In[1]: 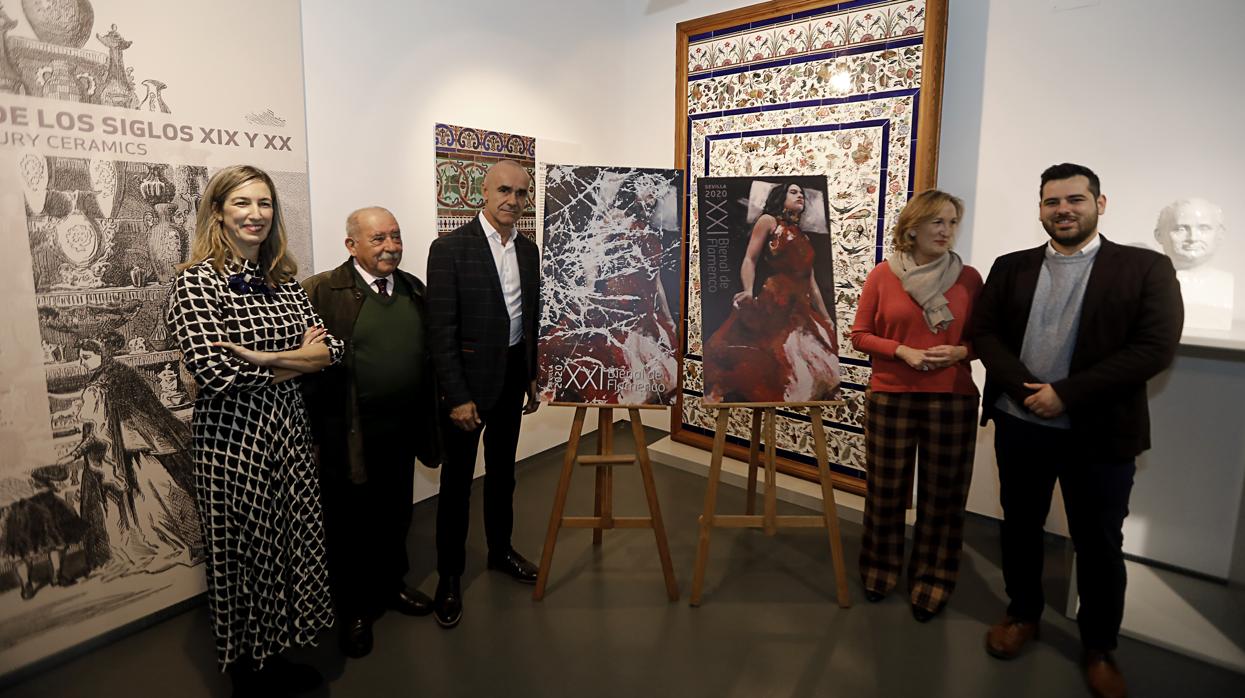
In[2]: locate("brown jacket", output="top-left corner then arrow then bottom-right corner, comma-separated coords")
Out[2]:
301,259 -> 442,483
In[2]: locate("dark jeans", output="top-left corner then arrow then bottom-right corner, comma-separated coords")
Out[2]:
436,343 -> 527,577
994,412 -> 1136,651
320,423 -> 417,619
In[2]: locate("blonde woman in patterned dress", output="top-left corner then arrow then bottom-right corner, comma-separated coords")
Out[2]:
166,165 -> 342,697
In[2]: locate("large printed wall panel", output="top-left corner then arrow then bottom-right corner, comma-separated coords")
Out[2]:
674,0 -> 948,491
0,0 -> 312,676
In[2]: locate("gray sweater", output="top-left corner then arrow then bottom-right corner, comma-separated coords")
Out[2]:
996,238 -> 1101,428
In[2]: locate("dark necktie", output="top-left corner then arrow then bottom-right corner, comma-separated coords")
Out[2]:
375,278 -> 389,298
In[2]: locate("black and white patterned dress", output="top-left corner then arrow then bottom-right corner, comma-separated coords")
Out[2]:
166,259 -> 343,670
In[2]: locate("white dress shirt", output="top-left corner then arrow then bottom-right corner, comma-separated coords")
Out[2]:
352,259 -> 395,297
479,213 -> 524,346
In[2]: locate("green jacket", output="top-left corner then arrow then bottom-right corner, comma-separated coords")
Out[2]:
301,259 -> 442,483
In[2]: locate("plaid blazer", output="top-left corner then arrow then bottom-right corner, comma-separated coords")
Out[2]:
427,216 -> 539,412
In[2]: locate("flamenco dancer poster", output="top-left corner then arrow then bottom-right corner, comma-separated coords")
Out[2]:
698,176 -> 841,403
539,165 -> 683,404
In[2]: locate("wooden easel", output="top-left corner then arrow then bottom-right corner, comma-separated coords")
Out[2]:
689,402 -> 851,608
533,403 -> 679,601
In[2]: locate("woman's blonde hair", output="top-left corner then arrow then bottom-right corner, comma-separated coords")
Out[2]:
890,189 -> 964,253
180,165 -> 298,284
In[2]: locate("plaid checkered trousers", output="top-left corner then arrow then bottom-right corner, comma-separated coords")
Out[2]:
859,390 -> 978,612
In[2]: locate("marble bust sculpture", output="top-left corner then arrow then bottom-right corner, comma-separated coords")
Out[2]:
1154,198 -> 1233,331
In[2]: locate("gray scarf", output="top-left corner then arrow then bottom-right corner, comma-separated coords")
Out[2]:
887,250 -> 963,333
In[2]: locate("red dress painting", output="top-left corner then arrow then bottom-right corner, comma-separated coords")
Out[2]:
703,220 -> 840,403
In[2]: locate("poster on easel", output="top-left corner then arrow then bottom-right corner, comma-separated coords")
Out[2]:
697,175 -> 840,403
538,164 -> 683,405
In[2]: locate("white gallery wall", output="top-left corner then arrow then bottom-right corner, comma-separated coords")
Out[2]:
300,0 -> 1245,580
300,0 -> 635,503
936,0 -> 1245,581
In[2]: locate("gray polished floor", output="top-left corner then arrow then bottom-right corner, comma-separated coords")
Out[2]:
4,423 -> 1243,697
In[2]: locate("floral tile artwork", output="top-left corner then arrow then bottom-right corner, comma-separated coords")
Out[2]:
434,123 -> 537,238
681,0 -> 933,481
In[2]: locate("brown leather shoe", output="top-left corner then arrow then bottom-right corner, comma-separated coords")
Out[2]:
1083,650 -> 1127,698
984,616 -> 1039,659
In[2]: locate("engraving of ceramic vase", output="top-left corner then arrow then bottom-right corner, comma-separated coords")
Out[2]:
95,24 -> 135,108
88,159 -> 122,218
138,163 -> 173,204
176,165 -> 208,217
54,189 -> 113,288
136,79 -> 170,113
0,6 -> 25,94
146,202 -> 186,283
55,190 -> 101,267
129,264 -> 149,288
20,153 -> 49,215
21,0 -> 94,48
141,165 -> 185,283
35,59 -> 92,101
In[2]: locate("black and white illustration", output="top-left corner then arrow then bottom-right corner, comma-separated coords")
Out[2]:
0,2 -> 169,109
538,165 -> 683,405
0,0 -> 312,677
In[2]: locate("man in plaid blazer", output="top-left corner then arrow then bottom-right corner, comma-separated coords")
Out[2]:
426,160 -> 541,629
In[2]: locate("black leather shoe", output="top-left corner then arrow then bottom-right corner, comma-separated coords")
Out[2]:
864,589 -> 885,603
230,662 -> 293,698
339,617 -> 373,659
911,604 -> 941,623
259,654 -> 322,694
390,588 -> 434,617
487,548 -> 538,584
434,576 -> 463,629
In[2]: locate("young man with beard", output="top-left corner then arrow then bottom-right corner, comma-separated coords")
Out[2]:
973,164 -> 1183,698
302,207 -> 441,658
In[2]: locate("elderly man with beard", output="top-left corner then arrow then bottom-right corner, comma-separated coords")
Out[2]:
973,164 -> 1183,698
302,206 -> 440,658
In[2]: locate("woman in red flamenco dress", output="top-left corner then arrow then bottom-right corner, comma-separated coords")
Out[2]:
704,182 -> 840,403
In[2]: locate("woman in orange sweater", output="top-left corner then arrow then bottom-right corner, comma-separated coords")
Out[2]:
850,189 -> 982,622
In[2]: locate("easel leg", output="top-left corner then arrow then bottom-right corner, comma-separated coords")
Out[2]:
809,407 -> 851,608
745,409 -> 762,515
592,409 -> 608,546
601,408 -> 614,531
630,409 -> 679,601
534,406 -> 588,601
690,408 -> 729,606
763,407 -> 778,536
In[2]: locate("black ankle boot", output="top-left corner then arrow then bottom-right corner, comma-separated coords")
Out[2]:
261,654 -> 323,694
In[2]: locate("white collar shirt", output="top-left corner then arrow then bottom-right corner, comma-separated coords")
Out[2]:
352,259 -> 396,297
1046,232 -> 1102,258
479,213 -> 524,346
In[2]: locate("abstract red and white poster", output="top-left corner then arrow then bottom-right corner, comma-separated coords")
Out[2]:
538,165 -> 683,405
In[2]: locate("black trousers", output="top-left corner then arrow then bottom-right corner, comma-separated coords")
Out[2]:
436,343 -> 527,577
993,412 -> 1136,651
320,423 -> 417,620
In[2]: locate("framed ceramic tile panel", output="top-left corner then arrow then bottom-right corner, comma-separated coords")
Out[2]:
434,123 -> 537,238
673,0 -> 949,494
